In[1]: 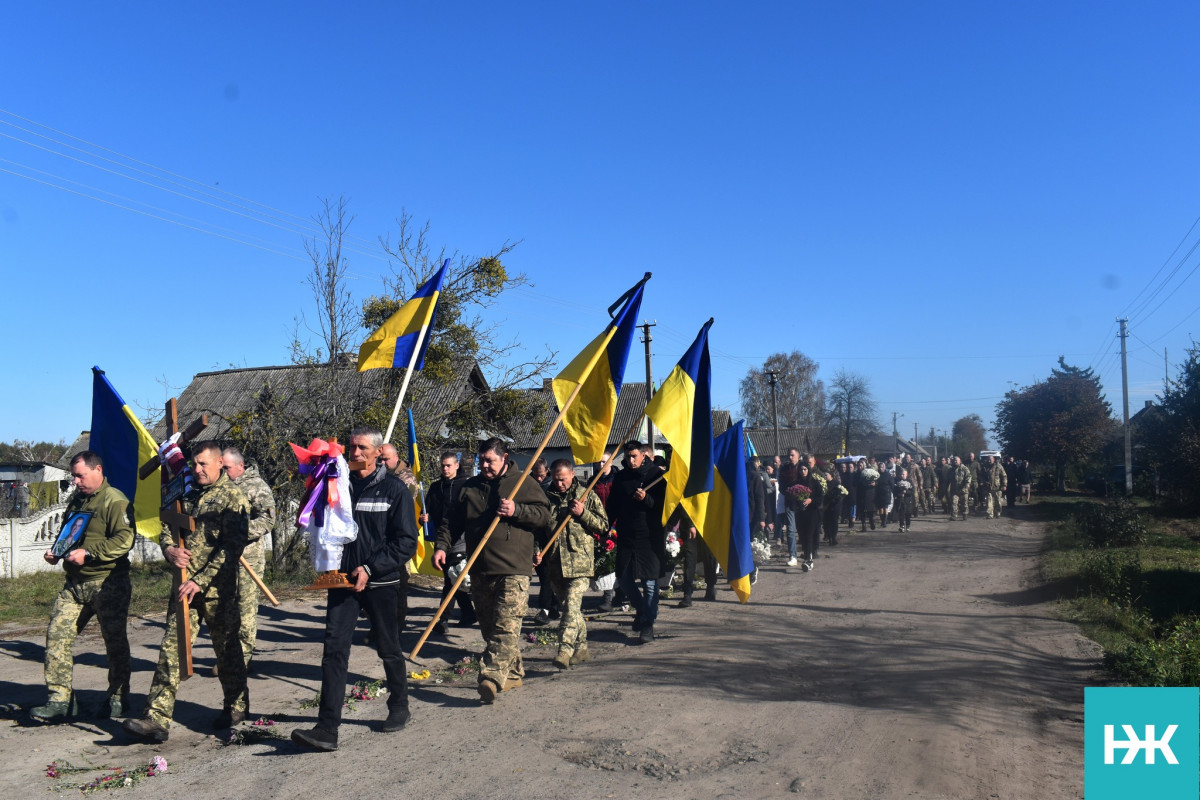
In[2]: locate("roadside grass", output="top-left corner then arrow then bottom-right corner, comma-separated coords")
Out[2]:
1037,493 -> 1200,685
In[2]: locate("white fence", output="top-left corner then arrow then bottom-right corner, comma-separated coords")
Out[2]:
1,504 -> 166,579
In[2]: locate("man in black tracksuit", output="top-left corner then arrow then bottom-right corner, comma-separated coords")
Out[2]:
292,426 -> 419,752
421,451 -> 474,631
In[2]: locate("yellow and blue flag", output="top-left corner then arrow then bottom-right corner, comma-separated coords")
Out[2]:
704,420 -> 754,603
406,408 -> 440,576
357,259 -> 448,372
644,318 -> 714,531
744,426 -> 758,459
89,367 -> 162,541
552,273 -> 650,465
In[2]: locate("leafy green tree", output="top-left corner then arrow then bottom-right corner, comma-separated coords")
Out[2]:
951,414 -> 988,456
993,358 -> 1116,491
738,351 -> 825,428
1140,340 -> 1200,509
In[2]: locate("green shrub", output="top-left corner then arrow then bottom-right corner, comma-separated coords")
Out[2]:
1073,499 -> 1147,548
1108,616 -> 1200,686
1078,549 -> 1142,607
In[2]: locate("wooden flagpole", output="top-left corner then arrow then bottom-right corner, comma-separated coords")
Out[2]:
408,370 -> 603,664
382,322 -> 431,445
536,411 -> 646,560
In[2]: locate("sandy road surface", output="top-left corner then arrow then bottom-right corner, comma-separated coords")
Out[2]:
0,504 -> 1099,799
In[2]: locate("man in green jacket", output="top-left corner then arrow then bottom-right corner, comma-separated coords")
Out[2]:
32,451 -> 135,722
434,438 -> 550,703
543,459 -> 608,670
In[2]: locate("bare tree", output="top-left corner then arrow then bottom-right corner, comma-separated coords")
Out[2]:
300,196 -> 360,364
827,369 -> 880,454
739,351 -> 825,428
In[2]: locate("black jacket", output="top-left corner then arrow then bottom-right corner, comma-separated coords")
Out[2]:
426,474 -> 468,554
609,462 -> 668,580
343,464 -> 419,585
745,465 -> 767,528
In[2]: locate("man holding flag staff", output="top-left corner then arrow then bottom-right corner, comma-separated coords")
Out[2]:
434,438 -> 550,704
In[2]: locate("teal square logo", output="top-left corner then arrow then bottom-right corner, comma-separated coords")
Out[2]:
1085,687 -> 1198,799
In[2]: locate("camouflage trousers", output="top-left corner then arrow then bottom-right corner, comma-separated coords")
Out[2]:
146,576 -> 247,729
44,572 -> 131,704
951,490 -> 971,519
237,543 -> 265,667
987,490 -> 1005,519
549,575 -> 589,656
471,574 -> 529,690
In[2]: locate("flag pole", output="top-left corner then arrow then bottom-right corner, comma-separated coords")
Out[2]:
408,355 -> 611,664
536,411 -> 646,560
382,322 -> 431,444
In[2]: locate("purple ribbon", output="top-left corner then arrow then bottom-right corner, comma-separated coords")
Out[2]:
296,456 -> 340,529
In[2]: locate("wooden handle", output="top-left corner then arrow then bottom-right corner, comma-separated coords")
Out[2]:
239,556 -> 279,606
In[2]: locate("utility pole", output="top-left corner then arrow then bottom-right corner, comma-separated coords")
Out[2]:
1118,318 -> 1132,495
913,422 -> 919,442
641,321 -> 657,453
766,370 -> 780,459
892,411 -> 902,455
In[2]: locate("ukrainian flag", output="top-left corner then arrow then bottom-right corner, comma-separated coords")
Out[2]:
705,421 -> 755,603
357,259 -> 448,372
644,318 -> 714,532
552,273 -> 650,465
406,408 -> 440,576
89,367 -> 162,541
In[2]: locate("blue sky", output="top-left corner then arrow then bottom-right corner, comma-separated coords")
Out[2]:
3,2 -> 1198,451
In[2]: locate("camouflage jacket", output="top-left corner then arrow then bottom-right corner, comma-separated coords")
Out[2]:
231,465 -> 276,546
990,463 -> 1008,491
952,463 -> 972,492
922,464 -> 938,492
965,460 -> 980,489
543,479 -> 607,580
160,472 -> 250,592
62,479 -> 135,583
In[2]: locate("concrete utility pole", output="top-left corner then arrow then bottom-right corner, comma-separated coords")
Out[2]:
1118,318 -> 1132,495
641,321 -> 657,452
766,370 -> 780,459
913,422 -> 919,442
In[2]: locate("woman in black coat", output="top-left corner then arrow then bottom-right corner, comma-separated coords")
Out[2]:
796,463 -> 824,570
875,467 -> 894,529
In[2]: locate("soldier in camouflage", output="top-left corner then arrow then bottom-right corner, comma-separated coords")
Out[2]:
985,455 -> 1007,519
222,447 -> 276,669
950,456 -> 972,521
123,442 -> 250,743
542,460 -> 607,670
921,457 -> 938,514
435,438 -> 550,704
31,451 -> 135,723
965,452 -> 981,513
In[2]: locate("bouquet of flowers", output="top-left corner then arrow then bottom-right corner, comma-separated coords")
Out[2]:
895,479 -> 913,493
665,529 -> 681,558
861,467 -> 880,483
591,528 -> 618,579
750,533 -> 772,565
785,484 -> 812,504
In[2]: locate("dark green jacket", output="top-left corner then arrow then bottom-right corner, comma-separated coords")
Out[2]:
62,479 -> 135,583
437,463 -> 551,578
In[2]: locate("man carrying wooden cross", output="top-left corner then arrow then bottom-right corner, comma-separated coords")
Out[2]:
123,442 -> 251,743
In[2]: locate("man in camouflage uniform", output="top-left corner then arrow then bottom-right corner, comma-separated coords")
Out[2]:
435,438 -> 550,704
124,443 -> 250,742
221,447 -> 276,669
32,451 -> 135,722
950,456 -> 972,522
921,457 -> 938,515
965,452 -> 981,513
985,455 -> 1007,519
542,459 -> 607,670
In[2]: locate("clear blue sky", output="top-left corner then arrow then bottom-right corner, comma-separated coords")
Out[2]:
3,3 -> 1198,450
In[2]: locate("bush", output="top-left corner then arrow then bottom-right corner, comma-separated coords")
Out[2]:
1078,549 -> 1143,607
1073,498 -> 1147,548
1108,616 -> 1200,686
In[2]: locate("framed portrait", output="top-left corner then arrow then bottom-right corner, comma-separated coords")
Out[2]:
52,511 -> 92,558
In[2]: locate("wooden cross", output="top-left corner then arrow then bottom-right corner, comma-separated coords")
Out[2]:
139,397 -> 208,681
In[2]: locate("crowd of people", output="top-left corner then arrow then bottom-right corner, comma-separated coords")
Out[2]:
27,429 -> 1034,752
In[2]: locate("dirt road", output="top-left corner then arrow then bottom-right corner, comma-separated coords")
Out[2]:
0,505 -> 1098,799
